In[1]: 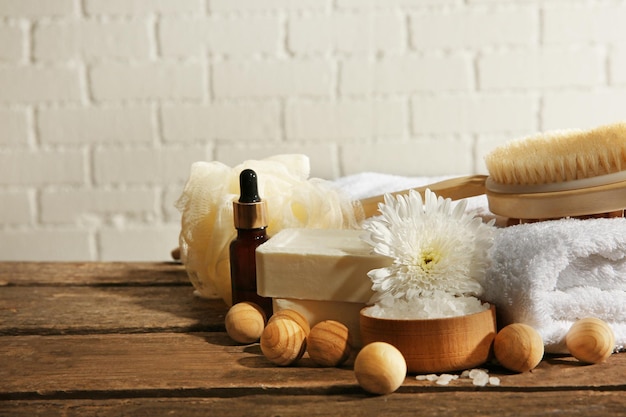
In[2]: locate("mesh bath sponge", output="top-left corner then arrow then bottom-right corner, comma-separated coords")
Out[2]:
175,154 -> 362,303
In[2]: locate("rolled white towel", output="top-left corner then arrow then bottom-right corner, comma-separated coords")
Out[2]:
483,217 -> 626,353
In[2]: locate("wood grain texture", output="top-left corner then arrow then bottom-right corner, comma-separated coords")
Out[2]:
0,262 -> 190,286
0,286 -> 227,335
1,262 -> 626,417
2,332 -> 626,397
2,391 -> 626,417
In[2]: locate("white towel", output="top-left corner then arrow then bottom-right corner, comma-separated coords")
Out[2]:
483,218 -> 626,353
334,172 -> 495,221
334,172 -> 446,200
336,173 -> 626,353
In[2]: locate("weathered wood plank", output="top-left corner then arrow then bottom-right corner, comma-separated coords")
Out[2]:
0,287 -> 228,335
2,261 -> 626,416
0,262 -> 190,286
1,390 -> 626,417
2,332 -> 625,397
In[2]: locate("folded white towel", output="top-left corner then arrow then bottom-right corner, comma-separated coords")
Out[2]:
483,218 -> 626,353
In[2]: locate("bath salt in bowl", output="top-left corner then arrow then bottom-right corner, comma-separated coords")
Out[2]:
359,304 -> 497,374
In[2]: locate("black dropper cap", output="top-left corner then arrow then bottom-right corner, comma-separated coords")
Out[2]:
233,169 -> 267,229
238,169 -> 261,203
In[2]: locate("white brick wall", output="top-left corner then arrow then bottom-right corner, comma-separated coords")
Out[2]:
341,56 -> 473,94
38,107 -> 154,144
160,16 -> 282,57
161,102 -> 281,142
0,0 -> 75,17
34,21 -> 152,62
285,99 -> 406,139
0,109 -> 29,145
410,7 -> 538,49
0,24 -> 24,62
289,13 -> 405,54
478,47 -> 604,90
213,60 -> 333,97
1,0 -> 625,261
0,66 -> 82,102
0,150 -> 86,185
90,62 -> 205,101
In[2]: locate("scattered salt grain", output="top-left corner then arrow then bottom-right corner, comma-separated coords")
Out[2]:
471,371 -> 489,387
416,373 -> 458,385
435,374 -> 458,386
417,369 -> 498,387
366,296 -> 489,320
468,368 -> 488,379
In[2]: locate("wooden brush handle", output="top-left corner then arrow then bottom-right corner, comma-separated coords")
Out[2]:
487,179 -> 626,220
359,175 -> 488,218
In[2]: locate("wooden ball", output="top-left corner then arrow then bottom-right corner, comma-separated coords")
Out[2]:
269,309 -> 310,336
307,320 -> 352,367
494,323 -> 544,373
225,302 -> 266,344
260,317 -> 307,366
566,317 -> 615,364
354,342 -> 406,395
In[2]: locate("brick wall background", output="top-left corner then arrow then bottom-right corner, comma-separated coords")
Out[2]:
1,0 -> 625,261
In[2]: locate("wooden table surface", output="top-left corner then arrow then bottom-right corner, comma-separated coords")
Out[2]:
1,262 -> 626,416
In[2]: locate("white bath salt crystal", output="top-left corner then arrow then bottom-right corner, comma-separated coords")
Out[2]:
468,368 -> 488,379
460,370 -> 471,379
368,296 -> 488,320
489,377 -> 501,386
436,374 -> 457,385
467,369 -> 490,387
472,372 -> 490,387
426,374 -> 440,382
415,375 -> 428,381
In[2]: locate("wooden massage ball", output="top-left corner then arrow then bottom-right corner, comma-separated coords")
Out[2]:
354,342 -> 407,395
494,323 -> 544,372
260,316 -> 307,366
225,302 -> 267,344
269,309 -> 310,336
566,317 -> 615,364
307,320 -> 352,367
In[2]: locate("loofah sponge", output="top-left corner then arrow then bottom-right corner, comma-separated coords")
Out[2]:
175,154 -> 362,304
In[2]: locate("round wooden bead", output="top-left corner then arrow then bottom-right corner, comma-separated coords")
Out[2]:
354,342 -> 406,395
269,309 -> 310,336
307,320 -> 352,367
566,317 -> 615,364
260,317 -> 307,366
494,323 -> 544,373
225,302 -> 266,344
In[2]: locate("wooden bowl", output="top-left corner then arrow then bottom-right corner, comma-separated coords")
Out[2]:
360,305 -> 497,373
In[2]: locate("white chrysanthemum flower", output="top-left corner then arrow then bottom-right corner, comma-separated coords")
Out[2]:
362,189 -> 495,312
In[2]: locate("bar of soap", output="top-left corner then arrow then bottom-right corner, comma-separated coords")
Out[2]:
273,298 -> 365,347
256,228 -> 391,303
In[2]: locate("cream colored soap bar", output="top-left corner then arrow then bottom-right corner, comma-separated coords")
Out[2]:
256,228 -> 391,303
273,298 -> 365,347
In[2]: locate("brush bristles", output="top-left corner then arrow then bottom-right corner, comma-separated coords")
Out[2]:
485,123 -> 626,186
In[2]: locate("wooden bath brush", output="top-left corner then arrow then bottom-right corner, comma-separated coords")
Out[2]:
360,122 -> 626,222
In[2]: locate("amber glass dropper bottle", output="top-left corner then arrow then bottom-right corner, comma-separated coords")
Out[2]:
229,169 -> 273,318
